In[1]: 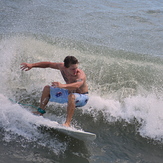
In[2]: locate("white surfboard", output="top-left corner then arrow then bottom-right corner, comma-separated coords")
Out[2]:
40,120 -> 96,141
55,126 -> 96,141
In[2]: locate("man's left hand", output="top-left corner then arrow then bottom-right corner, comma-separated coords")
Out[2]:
51,82 -> 63,88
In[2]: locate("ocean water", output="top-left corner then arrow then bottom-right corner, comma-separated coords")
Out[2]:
0,0 -> 163,162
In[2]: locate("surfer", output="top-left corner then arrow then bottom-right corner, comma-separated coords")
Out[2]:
21,56 -> 89,127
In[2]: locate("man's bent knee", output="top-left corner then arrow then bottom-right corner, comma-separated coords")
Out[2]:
44,85 -> 50,90
43,85 -> 50,95
68,93 -> 75,101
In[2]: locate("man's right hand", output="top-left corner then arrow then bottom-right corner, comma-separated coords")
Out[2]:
20,63 -> 33,71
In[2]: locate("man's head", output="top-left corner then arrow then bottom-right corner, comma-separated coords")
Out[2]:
64,56 -> 79,68
64,56 -> 79,76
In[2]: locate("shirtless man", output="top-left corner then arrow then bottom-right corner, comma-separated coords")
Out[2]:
21,56 -> 89,127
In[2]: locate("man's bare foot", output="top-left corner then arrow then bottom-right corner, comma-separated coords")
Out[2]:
32,111 -> 43,116
62,123 -> 70,127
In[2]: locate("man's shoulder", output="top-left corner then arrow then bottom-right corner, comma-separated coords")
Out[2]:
48,62 -> 63,69
57,62 -> 64,66
77,69 -> 86,77
56,62 -> 64,69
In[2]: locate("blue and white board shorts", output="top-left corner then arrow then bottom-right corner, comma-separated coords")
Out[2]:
49,86 -> 89,107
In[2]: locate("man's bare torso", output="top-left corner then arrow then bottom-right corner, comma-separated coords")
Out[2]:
58,63 -> 88,94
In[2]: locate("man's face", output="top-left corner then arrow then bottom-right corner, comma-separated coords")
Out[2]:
67,64 -> 78,76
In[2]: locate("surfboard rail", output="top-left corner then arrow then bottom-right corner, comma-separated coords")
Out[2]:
55,127 -> 96,141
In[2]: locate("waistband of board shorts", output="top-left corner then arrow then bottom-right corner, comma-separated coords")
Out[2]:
69,92 -> 89,95
82,92 -> 88,94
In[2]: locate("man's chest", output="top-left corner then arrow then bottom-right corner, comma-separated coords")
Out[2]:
61,70 -> 78,83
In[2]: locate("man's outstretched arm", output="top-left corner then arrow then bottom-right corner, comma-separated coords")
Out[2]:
20,62 -> 61,71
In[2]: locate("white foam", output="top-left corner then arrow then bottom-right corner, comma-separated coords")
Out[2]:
123,95 -> 163,140
83,94 -> 163,141
0,94 -> 66,153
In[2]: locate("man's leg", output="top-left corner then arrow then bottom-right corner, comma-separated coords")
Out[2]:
40,85 -> 50,109
34,85 -> 50,115
63,93 -> 76,127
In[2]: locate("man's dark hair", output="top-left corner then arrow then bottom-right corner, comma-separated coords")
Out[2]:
64,56 -> 79,68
